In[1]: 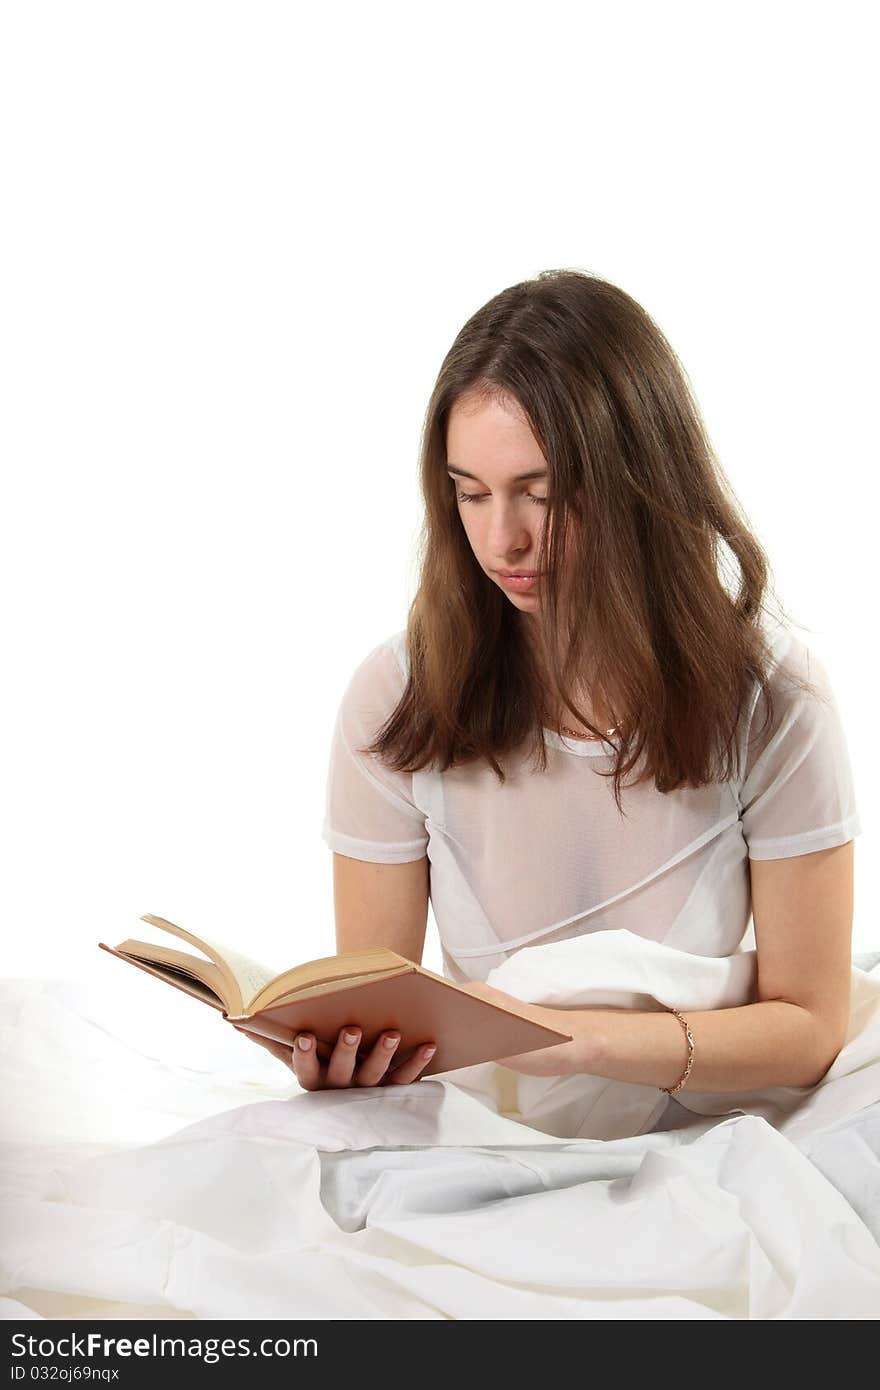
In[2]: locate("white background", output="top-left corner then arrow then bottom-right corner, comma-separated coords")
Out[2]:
1,2 -> 876,1069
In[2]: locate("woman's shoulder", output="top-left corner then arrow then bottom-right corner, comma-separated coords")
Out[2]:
740,615 -> 840,775
337,630 -> 410,724
385,628 -> 410,681
755,614 -> 834,704
349,628 -> 409,682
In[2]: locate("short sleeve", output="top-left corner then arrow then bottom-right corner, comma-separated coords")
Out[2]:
321,635 -> 429,864
739,631 -> 862,860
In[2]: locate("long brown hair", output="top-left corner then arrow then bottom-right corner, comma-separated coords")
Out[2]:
362,268 -> 822,814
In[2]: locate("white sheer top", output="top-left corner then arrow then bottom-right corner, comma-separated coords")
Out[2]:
321,619 -> 862,984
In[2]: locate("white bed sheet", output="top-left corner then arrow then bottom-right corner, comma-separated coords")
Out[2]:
2,939 -> 879,1321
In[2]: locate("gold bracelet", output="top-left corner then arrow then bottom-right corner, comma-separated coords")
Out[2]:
660,1008 -> 695,1094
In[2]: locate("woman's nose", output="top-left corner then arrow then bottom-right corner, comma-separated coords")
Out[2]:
487,502 -> 535,551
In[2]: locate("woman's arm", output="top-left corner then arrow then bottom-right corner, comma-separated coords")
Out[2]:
464,989 -> 840,1087
333,852 -> 430,961
561,998 -> 835,1089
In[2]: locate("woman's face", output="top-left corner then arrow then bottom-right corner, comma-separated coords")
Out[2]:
446,391 -> 552,612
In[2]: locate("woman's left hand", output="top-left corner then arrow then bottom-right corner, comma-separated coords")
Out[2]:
456,980 -> 581,1076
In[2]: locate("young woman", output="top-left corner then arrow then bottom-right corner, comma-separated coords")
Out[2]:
237,270 -> 860,1133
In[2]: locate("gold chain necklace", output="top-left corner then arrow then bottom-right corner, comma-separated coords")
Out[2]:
543,712 -> 623,741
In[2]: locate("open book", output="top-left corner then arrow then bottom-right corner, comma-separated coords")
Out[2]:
98,915 -> 572,1076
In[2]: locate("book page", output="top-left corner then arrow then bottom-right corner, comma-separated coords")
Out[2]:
246,948 -> 413,1013
119,941 -> 228,1003
200,939 -> 280,1011
132,958 -> 225,1007
249,964 -> 412,1014
137,917 -> 410,1013
139,916 -> 280,1009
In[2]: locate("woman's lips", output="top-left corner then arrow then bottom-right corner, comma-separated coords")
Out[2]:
497,573 -> 541,592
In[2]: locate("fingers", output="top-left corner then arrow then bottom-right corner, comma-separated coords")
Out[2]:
324,1026 -> 367,1087
383,1043 -> 437,1085
297,1027 -> 436,1087
289,1032 -> 324,1089
234,1023 -> 338,1085
235,1022 -> 437,1089
351,1030 -> 403,1087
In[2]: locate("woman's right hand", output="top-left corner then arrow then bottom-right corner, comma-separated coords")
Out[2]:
233,1022 -> 437,1090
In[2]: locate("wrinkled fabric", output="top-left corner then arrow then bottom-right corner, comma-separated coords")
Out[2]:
5,612 -> 874,1319
2,951 -> 879,1321
4,616 -> 876,1321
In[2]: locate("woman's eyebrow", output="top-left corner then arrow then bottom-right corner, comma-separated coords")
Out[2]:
446,465 -> 549,483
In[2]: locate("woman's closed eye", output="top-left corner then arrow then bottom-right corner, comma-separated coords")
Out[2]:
457,491 -> 547,507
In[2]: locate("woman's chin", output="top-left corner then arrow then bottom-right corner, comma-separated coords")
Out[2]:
500,587 -> 541,605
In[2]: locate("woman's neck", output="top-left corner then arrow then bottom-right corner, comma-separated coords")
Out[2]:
523,629 -> 617,734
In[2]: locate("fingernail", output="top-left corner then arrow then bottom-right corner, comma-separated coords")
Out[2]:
343,1030 -> 360,1044
383,1035 -> 400,1049
423,1046 -> 436,1059
296,1035 -> 313,1051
